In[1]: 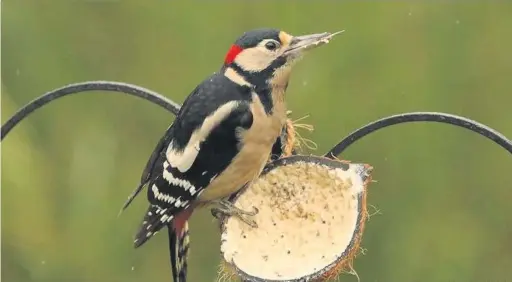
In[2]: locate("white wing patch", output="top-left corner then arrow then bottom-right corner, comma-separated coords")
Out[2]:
162,161 -> 198,195
151,184 -> 189,210
152,184 -> 176,204
166,101 -> 241,173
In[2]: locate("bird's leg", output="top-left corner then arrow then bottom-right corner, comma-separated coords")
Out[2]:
210,199 -> 258,228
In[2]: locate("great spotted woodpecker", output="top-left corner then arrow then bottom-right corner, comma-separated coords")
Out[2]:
120,28 -> 339,281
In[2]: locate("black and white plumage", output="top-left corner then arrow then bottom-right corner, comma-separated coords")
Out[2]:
134,73 -> 256,246
120,28 -> 338,282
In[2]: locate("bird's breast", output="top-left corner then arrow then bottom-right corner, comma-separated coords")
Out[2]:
197,93 -> 286,202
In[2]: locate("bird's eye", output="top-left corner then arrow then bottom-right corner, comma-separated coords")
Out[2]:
265,41 -> 280,51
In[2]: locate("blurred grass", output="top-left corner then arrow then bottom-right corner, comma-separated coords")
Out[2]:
2,1 -> 512,282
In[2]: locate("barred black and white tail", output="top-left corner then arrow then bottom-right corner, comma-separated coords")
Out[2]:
169,221 -> 190,282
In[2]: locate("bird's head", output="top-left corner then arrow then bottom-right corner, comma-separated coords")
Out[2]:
222,28 -> 342,89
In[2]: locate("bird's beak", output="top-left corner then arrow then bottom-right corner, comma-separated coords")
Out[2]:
283,30 -> 344,56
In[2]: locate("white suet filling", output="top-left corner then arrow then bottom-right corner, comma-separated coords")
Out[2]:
220,160 -> 369,281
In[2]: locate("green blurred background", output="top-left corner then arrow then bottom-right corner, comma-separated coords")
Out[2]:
2,1 -> 512,282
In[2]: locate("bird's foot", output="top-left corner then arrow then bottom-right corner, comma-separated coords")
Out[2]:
210,200 -> 258,228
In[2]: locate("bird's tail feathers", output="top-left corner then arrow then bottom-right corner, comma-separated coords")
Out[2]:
169,221 -> 190,282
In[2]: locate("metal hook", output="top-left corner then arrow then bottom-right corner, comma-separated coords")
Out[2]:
325,112 -> 512,158
1,80 -> 181,140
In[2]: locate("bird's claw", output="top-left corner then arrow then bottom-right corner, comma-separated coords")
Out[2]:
240,216 -> 258,228
210,200 -> 259,228
211,207 -> 224,219
237,206 -> 258,216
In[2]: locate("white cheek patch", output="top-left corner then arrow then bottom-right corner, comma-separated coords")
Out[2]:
166,101 -> 241,173
234,48 -> 276,72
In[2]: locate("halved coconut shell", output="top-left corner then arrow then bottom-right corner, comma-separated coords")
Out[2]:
218,155 -> 373,282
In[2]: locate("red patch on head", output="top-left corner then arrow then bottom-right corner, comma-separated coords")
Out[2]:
224,44 -> 243,65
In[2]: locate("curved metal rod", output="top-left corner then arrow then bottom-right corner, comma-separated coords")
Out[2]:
4,82 -> 512,282
0,80 -> 185,281
1,81 -> 181,140
325,112 -> 512,158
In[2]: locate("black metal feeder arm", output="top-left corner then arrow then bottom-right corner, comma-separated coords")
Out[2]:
2,81 -> 511,157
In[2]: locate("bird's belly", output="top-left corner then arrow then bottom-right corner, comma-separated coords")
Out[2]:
197,91 -> 287,202
197,122 -> 283,202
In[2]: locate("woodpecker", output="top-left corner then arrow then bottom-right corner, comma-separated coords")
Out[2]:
120,28 -> 338,281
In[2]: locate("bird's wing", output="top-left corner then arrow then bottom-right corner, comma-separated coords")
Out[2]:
133,97 -> 253,248
119,74 -> 252,214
